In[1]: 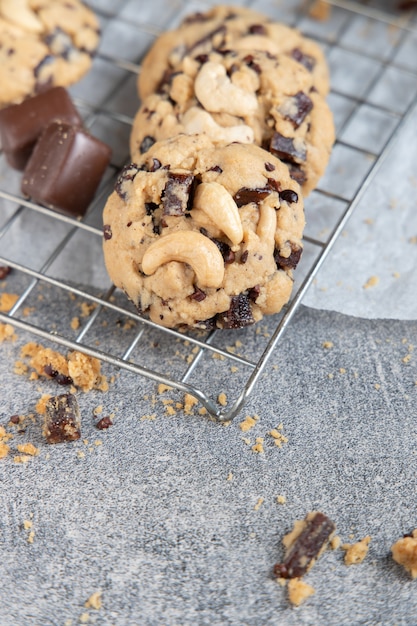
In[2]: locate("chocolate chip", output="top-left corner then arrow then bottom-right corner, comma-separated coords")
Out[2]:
217,293 -> 255,329
281,91 -> 313,129
0,266 -> 11,279
9,415 -> 20,424
55,373 -> 73,386
273,511 -> 336,579
248,23 -> 267,35
149,158 -> 162,172
248,285 -> 261,301
240,250 -> 249,264
195,53 -> 209,64
233,186 -> 270,207
290,48 -> 316,72
43,393 -> 81,444
242,54 -> 262,74
288,164 -> 307,186
190,286 -> 206,302
200,228 -> 234,263
274,244 -> 303,270
269,132 -> 306,164
188,25 -> 227,55
96,416 -> 113,430
265,162 -> 275,172
103,224 -> 112,240
162,173 -> 195,216
115,163 -> 140,200
44,364 -> 59,378
208,165 -> 223,173
279,189 -> 299,204
139,135 -> 155,154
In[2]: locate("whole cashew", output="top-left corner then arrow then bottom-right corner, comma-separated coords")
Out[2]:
182,107 -> 254,145
256,204 -> 276,253
141,231 -> 224,288
1,0 -> 43,32
193,182 -> 243,246
194,62 -> 258,117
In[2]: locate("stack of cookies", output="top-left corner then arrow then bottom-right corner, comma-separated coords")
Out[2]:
103,5 -> 335,331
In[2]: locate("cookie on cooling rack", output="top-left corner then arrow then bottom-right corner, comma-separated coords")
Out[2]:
103,134 -> 305,330
0,0 -> 100,108
131,49 -> 334,196
138,5 -> 330,101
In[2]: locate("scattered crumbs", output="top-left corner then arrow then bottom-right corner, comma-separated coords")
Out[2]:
93,440 -> 102,447
239,414 -> 259,432
93,405 -> 103,416
0,293 -> 19,312
0,426 -> 13,443
80,302 -> 97,317
322,341 -> 333,349
140,413 -> 156,421
83,439 -> 89,446
13,455 -> 31,464
230,366 -> 238,373
277,577 -> 287,588
342,536 -> 371,565
339,368 -> 346,374
35,394 -> 52,415
165,405 -> 176,416
363,275 -> 379,289
23,520 -> 33,530
198,407 -> 208,415
393,271 -> 401,279
71,317 -> 80,331
64,620 -> 73,626
328,373 -> 334,379
218,392 -> 227,406
242,437 -> 251,445
277,495 -> 286,505
0,442 -> 10,459
0,322 -> 16,342
77,451 -> 85,459
272,365 -> 279,371
158,383 -> 172,394
85,591 -> 102,610
391,529 -> 417,578
227,472 -> 233,481
79,613 -> 90,624
254,497 -> 264,511
184,393 -> 198,414
212,353 -> 226,360
403,353 -> 412,364
330,535 -> 341,550
287,578 -> 315,606
252,438 -> 264,454
17,443 -> 39,456
269,428 -> 288,448
363,218 -> 374,225
374,383 -> 381,390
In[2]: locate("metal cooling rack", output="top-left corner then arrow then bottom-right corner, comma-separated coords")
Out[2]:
1,0 -> 417,422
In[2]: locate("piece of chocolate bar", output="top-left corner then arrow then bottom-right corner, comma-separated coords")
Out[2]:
22,122 -> 112,217
43,393 -> 81,444
0,87 -> 83,170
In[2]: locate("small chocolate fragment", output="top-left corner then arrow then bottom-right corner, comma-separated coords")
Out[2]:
274,244 -> 303,270
115,163 -> 139,200
103,224 -> 112,240
162,173 -> 195,216
21,122 -> 112,217
43,393 -> 81,444
190,286 -> 206,302
288,164 -> 307,186
0,266 -> 11,280
290,48 -> 316,73
280,92 -> 313,129
233,186 -> 271,207
265,162 -> 275,172
279,189 -> 299,204
270,132 -> 306,164
96,416 -> 113,430
217,293 -> 255,329
273,511 -> 336,579
248,23 -> 267,35
139,135 -> 155,154
0,87 -> 82,170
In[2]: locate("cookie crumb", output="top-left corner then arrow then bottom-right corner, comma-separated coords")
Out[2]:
0,293 -> 19,312
239,415 -> 258,432
391,529 -> 417,578
254,497 -> 264,511
308,0 -> 331,20
0,322 -> 16,342
277,495 -> 286,505
287,578 -> 315,606
17,443 -> 39,456
70,317 -> 80,330
330,535 -> 341,550
227,472 -> 233,481
184,393 -> 198,414
85,591 -> 102,610
218,392 -> 227,406
322,341 -> 333,349
0,442 -> 10,459
342,535 -> 371,565
363,276 -> 379,289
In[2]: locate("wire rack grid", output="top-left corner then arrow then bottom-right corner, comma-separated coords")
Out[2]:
1,0 -> 417,422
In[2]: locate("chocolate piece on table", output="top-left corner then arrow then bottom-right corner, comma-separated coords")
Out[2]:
22,122 -> 112,217
0,87 -> 82,170
43,393 -> 81,444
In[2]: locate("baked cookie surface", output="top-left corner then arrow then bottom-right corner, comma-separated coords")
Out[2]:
0,0 -> 100,108
138,5 -> 330,101
103,134 -> 305,330
131,49 -> 334,196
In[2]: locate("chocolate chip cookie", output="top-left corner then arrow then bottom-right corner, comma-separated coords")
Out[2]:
131,49 -> 334,196
138,5 -> 330,101
0,0 -> 100,108
103,134 -> 305,330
